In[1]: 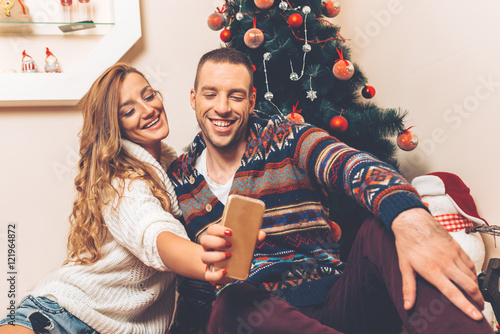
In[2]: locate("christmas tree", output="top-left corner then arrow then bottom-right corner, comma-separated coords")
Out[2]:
207,0 -> 418,258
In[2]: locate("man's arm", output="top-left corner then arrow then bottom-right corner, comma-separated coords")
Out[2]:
392,207 -> 484,320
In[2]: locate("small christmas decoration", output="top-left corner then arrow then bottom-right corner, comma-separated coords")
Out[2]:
411,172 -> 497,328
329,115 -> 348,132
286,101 -> 305,123
361,85 -> 376,99
333,47 -> 354,81
44,47 -> 61,73
220,28 -> 232,42
254,0 -> 274,9
21,50 -> 38,73
333,59 -> 354,80
60,0 -> 72,5
244,16 -> 264,49
287,13 -> 303,27
397,127 -> 418,151
278,0 -> 288,10
207,12 -> 225,31
2,0 -> 14,16
323,0 -> 341,18
306,76 -> 317,101
244,28 -> 264,48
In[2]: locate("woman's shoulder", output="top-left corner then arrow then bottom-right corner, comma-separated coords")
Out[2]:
161,143 -> 178,170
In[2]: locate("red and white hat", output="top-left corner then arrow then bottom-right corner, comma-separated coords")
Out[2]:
411,172 -> 488,226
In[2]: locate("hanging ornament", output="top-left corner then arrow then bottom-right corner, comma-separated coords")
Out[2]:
279,0 -> 288,10
289,9 -> 310,82
244,16 -> 264,49
323,0 -> 341,18
220,28 -> 232,42
263,52 -> 273,101
302,6 -> 311,15
329,115 -> 348,132
208,12 -> 225,31
254,0 -> 274,9
361,85 -> 376,99
288,13 -> 303,27
244,29 -> 264,48
44,47 -> 61,73
397,127 -> 419,151
333,47 -> 354,80
236,0 -> 244,21
286,101 -> 305,123
306,76 -> 317,101
21,50 -> 38,73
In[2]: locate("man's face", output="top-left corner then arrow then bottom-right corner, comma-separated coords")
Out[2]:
190,61 -> 256,154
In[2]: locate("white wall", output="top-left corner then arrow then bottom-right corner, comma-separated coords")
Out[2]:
1,0 -> 499,312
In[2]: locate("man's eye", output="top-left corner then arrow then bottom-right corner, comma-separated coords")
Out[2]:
204,94 -> 216,99
231,95 -> 244,101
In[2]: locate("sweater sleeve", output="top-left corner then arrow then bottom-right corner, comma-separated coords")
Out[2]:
103,178 -> 189,271
296,128 -> 428,229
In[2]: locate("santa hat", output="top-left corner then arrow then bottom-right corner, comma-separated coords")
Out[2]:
411,172 -> 488,226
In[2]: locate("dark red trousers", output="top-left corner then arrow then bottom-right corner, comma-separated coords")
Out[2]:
206,217 -> 494,334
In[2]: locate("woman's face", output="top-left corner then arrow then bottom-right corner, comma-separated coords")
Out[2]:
118,73 -> 169,154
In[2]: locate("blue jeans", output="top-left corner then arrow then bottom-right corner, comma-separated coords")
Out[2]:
0,295 -> 99,334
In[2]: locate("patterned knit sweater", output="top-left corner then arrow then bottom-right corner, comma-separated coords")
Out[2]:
168,113 -> 426,308
31,139 -> 189,334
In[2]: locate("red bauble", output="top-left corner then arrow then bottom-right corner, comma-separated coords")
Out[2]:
333,60 -> 354,80
324,0 -> 341,18
244,28 -> 265,48
220,29 -> 232,42
207,12 -> 225,31
397,130 -> 419,151
329,115 -> 348,132
286,112 -> 305,123
254,0 -> 274,9
288,13 -> 304,27
361,85 -> 376,99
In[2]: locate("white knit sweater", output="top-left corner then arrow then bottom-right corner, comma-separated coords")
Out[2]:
32,139 -> 188,334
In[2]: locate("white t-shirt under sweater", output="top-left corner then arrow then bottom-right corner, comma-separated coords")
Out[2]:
194,148 -> 234,205
31,139 -> 189,334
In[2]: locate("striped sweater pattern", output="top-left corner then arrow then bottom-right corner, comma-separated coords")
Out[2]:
168,113 -> 426,307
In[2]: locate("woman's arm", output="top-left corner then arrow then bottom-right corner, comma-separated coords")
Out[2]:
156,231 -> 229,282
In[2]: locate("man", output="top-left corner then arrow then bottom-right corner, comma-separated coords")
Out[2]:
168,47 -> 492,333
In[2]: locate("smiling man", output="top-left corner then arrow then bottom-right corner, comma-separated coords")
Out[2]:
167,48 -> 493,334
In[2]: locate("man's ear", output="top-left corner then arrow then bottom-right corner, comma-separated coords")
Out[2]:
249,89 -> 256,110
190,88 -> 196,110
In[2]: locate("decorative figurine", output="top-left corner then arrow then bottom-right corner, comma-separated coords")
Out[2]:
44,47 -> 61,73
21,50 -> 38,73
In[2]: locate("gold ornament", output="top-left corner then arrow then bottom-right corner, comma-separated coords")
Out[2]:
1,0 -> 14,16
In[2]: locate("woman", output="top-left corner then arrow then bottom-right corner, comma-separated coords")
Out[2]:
0,63 -> 228,334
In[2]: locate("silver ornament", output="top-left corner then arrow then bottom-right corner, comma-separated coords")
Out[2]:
321,0 -> 327,4
263,52 -> 272,61
264,91 -> 274,101
236,12 -> 244,21
302,6 -> 311,15
279,1 -> 288,10
302,44 -> 311,53
306,89 -> 317,101
290,72 -> 299,81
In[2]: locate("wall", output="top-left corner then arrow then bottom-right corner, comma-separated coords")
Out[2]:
1,0 -> 499,312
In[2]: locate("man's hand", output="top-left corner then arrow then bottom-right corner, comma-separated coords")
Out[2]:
392,207 -> 484,320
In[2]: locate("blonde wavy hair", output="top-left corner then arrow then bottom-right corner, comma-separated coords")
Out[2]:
67,63 -> 172,265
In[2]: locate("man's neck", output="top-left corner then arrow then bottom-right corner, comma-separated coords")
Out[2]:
205,140 -> 247,185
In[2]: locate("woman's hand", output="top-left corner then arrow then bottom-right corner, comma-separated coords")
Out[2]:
199,224 -> 266,284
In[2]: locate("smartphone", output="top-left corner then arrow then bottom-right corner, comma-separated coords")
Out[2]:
213,194 -> 265,280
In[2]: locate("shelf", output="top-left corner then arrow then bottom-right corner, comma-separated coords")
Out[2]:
0,0 -> 142,107
0,21 -> 114,35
